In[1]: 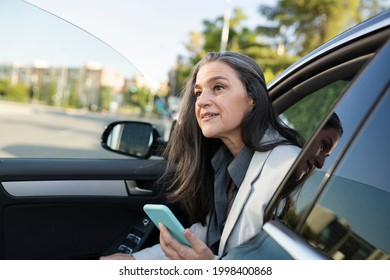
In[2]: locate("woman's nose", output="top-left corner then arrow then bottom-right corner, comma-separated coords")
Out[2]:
315,153 -> 326,169
196,90 -> 211,107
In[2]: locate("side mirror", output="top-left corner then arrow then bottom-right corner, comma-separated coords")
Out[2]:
101,121 -> 166,158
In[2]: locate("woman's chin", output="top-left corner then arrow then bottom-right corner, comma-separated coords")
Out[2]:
201,129 -> 217,138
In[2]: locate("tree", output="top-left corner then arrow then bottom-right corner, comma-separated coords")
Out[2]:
9,83 -> 29,102
259,0 -> 388,56
122,85 -> 152,117
0,78 -> 29,102
169,7 -> 297,94
99,86 -> 111,111
47,76 -> 57,106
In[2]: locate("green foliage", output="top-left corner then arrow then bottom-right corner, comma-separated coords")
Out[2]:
246,47 -> 299,83
0,78 -> 29,102
282,81 -> 349,141
259,0 -> 388,56
168,55 -> 193,97
68,80 -> 82,109
47,77 -> 57,106
99,86 -> 112,111
172,7 -> 290,94
170,0 -> 388,96
123,85 -> 152,116
8,83 -> 29,102
0,78 -> 9,97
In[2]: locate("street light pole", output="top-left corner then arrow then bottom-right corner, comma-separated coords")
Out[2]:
220,0 -> 232,52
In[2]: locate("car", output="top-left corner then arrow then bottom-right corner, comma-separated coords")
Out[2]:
0,1 -> 389,260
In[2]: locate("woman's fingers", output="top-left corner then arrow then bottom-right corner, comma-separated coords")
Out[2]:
159,223 -> 184,259
160,224 -> 214,260
183,229 -> 214,259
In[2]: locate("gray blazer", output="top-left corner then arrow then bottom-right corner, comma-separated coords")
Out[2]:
218,144 -> 300,256
133,144 -> 301,259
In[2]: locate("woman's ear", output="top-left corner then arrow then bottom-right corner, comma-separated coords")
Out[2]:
247,93 -> 255,109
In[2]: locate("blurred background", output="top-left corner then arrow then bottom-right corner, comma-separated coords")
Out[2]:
0,0 -> 388,157
2,0 -> 389,116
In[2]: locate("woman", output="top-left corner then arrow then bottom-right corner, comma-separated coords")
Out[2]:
101,51 -> 303,260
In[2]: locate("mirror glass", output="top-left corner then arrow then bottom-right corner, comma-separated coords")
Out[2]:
105,122 -> 153,158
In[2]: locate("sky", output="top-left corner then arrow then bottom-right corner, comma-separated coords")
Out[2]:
20,0 -> 275,87
3,0 -> 389,89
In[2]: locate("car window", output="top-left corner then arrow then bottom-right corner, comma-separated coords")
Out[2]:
281,80 -> 349,141
276,88 -> 390,260
0,1 -> 170,159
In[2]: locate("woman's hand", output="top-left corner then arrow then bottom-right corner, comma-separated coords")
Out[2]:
159,223 -> 215,260
100,253 -> 135,260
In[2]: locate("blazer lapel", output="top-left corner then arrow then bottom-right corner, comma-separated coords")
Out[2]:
218,150 -> 271,256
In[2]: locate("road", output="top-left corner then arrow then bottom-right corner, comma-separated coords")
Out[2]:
0,101 -> 170,158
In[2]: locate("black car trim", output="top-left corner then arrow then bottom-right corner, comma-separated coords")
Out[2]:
0,158 -> 167,181
270,28 -> 390,102
273,54 -> 372,113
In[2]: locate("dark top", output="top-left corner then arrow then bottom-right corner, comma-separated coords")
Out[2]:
207,144 -> 254,254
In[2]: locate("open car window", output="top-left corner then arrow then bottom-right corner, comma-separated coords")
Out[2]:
0,0 -> 170,159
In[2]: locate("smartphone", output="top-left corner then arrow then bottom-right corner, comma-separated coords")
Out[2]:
143,204 -> 191,247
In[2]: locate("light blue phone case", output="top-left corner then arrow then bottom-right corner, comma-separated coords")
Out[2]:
143,204 -> 191,247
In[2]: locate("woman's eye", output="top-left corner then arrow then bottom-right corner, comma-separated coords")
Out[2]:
214,85 -> 223,91
321,142 -> 330,153
195,91 -> 202,98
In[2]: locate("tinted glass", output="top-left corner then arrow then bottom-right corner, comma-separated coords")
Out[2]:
300,91 -> 390,260
271,80 -> 349,223
282,80 -> 349,141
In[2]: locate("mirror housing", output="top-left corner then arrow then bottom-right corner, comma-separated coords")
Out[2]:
101,121 -> 166,158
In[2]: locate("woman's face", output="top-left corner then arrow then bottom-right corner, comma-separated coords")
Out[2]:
194,61 -> 253,154
293,127 -> 341,181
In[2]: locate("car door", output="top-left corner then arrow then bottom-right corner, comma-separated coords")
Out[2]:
224,14 -> 390,260
261,42 -> 390,260
0,1 -> 179,260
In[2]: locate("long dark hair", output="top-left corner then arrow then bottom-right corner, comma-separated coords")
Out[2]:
162,52 -> 303,225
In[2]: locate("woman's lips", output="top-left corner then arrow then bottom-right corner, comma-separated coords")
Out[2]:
201,112 -> 218,121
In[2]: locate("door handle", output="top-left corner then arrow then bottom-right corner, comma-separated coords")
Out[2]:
125,180 -> 153,195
